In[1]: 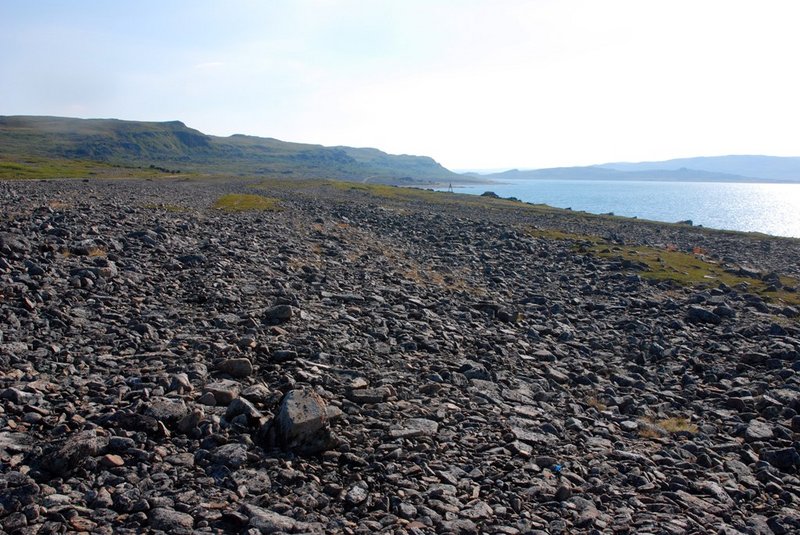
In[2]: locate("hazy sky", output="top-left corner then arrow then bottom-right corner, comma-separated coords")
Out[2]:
2,1 -> 799,170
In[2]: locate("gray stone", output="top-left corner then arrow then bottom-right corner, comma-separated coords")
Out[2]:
243,503 -> 313,533
274,389 -> 333,454
210,443 -> 249,468
389,418 -> 439,439
149,507 -> 194,533
745,419 -> 774,442
39,430 -> 108,476
264,305 -> 294,322
219,357 -> 253,378
143,397 -> 189,425
225,396 -> 263,423
204,379 -> 241,405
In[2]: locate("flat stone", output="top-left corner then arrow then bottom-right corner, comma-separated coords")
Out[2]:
99,454 -> 124,468
745,419 -> 774,442
389,418 -> 439,439
243,503 -> 314,533
219,358 -> 253,378
149,507 -> 194,533
143,397 -> 189,425
210,443 -> 249,468
347,386 -> 390,404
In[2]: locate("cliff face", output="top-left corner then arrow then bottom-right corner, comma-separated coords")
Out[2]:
0,115 -> 460,183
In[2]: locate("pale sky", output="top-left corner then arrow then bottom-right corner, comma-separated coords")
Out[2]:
2,0 -> 799,170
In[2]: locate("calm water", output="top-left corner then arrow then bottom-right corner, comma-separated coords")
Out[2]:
447,179 -> 800,238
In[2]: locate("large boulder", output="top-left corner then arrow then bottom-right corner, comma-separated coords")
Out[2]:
273,389 -> 335,454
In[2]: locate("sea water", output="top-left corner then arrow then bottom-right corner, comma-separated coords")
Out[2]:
445,179 -> 800,238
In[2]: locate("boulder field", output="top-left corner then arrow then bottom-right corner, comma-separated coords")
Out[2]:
1,178 -> 799,534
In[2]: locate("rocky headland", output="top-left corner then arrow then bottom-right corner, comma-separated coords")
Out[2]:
1,177 -> 799,534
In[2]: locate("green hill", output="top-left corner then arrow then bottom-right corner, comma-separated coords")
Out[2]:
0,115 -> 461,184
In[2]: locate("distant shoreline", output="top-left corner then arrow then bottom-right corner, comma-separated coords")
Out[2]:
449,176 -> 800,186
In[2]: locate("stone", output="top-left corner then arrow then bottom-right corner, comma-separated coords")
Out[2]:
143,398 -> 189,426
149,507 -> 194,532
219,357 -> 253,378
225,397 -> 263,423
99,454 -> 124,468
273,389 -> 334,454
264,305 -> 294,322
243,503 -> 313,533
204,379 -> 241,405
687,306 -> 721,325
38,430 -> 108,476
745,420 -> 774,442
761,448 -> 800,472
210,443 -> 249,468
389,418 -> 439,439
346,483 -> 369,506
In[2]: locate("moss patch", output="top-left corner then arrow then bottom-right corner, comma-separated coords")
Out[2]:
0,157 -> 181,180
591,244 -> 799,306
143,203 -> 188,213
213,194 -> 281,212
527,226 -> 799,307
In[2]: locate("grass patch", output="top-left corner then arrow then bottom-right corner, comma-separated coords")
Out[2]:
143,203 -> 188,212
591,244 -> 800,306
528,225 -> 799,308
47,200 -> 70,210
87,247 -> 107,257
213,194 -> 281,212
585,395 -> 607,411
638,417 -> 698,439
657,417 -> 699,434
256,178 -> 559,213
0,157 -> 176,180
639,417 -> 700,438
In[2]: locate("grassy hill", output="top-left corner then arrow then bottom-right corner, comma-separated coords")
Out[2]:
0,115 -> 461,184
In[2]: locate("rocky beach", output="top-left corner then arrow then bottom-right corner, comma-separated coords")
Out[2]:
1,177 -> 799,534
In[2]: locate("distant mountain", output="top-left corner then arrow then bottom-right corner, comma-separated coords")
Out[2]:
600,155 -> 800,182
473,155 -> 800,183
0,115 -> 462,184
481,165 -> 755,182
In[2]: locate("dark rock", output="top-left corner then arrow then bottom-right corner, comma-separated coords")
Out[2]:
149,507 -> 194,533
761,448 -> 800,472
264,305 -> 295,322
218,357 -> 254,378
687,306 -> 721,324
273,389 -> 334,454
38,430 -> 108,477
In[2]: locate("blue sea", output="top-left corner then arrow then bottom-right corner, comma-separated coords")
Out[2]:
445,179 -> 800,238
